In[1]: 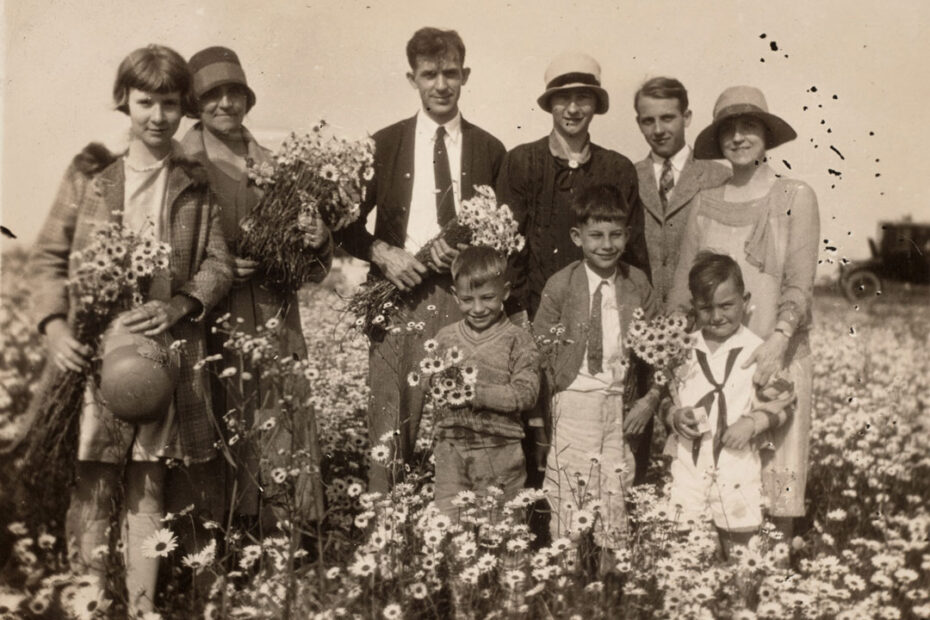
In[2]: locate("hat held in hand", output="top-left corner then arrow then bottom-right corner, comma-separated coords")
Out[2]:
98,322 -> 179,425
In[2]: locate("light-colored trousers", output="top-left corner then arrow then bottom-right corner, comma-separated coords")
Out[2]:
544,389 -> 636,547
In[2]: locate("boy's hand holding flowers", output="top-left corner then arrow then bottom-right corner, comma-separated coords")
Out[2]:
45,318 -> 93,373
624,389 -> 661,436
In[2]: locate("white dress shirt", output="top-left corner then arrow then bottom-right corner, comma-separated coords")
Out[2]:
405,110 -> 463,253
568,262 -> 624,393
650,144 -> 692,194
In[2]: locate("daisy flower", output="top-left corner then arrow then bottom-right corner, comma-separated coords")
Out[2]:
349,553 -> 377,577
239,544 -> 262,569
140,528 -> 178,559
382,603 -> 402,620
423,339 -> 439,353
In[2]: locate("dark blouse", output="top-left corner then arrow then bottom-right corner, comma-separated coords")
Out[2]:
496,136 -> 650,317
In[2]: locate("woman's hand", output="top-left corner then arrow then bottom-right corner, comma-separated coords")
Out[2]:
303,213 -> 329,250
120,297 -> 197,336
743,331 -> 789,386
45,318 -> 92,372
232,256 -> 259,286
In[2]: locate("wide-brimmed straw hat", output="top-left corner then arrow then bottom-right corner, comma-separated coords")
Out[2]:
188,46 -> 256,111
537,52 -> 609,114
693,86 -> 796,160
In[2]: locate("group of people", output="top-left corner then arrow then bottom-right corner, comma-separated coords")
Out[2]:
340,28 -> 817,558
27,24 -> 818,613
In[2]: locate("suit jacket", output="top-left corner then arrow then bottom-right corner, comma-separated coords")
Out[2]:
636,153 -> 730,308
532,260 -> 658,393
30,142 -> 232,461
337,114 -> 506,273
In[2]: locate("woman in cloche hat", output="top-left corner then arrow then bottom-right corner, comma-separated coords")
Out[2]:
668,86 -> 820,540
28,44 -> 232,614
179,46 -> 332,533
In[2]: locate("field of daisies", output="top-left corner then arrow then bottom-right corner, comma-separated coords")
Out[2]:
1,247 -> 929,619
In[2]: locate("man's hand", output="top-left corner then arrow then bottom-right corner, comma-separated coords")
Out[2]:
743,331 -> 789,386
624,393 -> 658,436
528,426 -> 548,472
232,256 -> 259,286
45,318 -> 92,372
670,407 -> 702,440
427,238 -> 468,273
371,240 -> 428,291
721,416 -> 756,450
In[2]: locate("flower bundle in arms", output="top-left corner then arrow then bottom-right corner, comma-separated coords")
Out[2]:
238,121 -> 374,293
19,223 -> 170,525
407,340 -> 477,409
349,185 -> 524,335
627,309 -> 692,389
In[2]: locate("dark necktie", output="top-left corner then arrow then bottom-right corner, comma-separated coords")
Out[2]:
659,158 -> 675,215
691,347 -> 742,466
434,125 -> 455,226
587,281 -> 608,374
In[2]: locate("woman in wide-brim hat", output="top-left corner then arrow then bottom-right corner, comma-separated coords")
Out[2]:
179,46 -> 332,532
668,86 -> 820,536
29,44 -> 231,613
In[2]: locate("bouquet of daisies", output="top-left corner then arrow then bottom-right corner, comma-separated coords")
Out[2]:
626,309 -> 693,389
238,121 -> 375,293
20,223 -> 171,519
406,340 -> 477,409
349,185 -> 524,334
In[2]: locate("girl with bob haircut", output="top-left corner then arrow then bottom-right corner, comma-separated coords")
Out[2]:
30,44 -> 231,613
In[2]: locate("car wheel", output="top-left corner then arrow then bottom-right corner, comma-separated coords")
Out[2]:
842,269 -> 882,302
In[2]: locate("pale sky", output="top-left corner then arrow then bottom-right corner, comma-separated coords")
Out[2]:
3,0 -> 929,272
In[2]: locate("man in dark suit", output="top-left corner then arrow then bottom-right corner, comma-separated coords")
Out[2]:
339,27 -> 506,492
631,77 -> 730,484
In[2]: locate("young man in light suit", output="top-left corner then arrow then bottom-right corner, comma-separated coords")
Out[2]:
631,77 -> 730,484
338,27 -> 506,493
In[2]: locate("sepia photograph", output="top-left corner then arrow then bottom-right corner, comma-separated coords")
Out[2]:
1,0 -> 928,617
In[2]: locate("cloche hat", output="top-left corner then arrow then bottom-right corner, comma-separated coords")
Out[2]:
537,52 -> 609,114
693,85 -> 796,159
188,46 -> 256,111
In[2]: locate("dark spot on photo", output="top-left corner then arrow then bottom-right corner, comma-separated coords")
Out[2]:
770,41 -> 778,51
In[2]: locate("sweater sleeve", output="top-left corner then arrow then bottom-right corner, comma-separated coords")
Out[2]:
775,183 -> 820,336
472,331 -> 540,414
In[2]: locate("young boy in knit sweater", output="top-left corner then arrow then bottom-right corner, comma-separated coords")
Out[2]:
432,246 -> 542,519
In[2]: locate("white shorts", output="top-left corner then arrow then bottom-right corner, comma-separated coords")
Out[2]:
665,435 -> 763,532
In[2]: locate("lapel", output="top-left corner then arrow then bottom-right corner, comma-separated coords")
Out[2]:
95,158 -> 126,226
665,155 -> 704,218
460,116 -> 474,201
636,157 -> 663,223
615,264 -> 635,345
165,147 -> 195,223
394,115 -> 418,233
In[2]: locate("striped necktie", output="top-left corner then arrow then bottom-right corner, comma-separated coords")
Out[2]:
587,280 -> 608,374
659,158 -> 674,215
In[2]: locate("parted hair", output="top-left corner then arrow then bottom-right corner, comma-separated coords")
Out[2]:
451,246 -> 507,291
634,76 -> 690,115
688,251 -> 746,300
406,27 -> 466,69
571,183 -> 632,227
113,45 -> 196,116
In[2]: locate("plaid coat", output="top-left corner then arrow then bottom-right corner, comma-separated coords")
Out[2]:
30,142 -> 233,462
